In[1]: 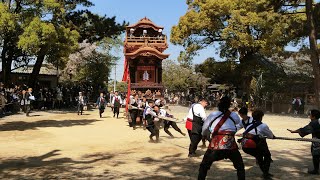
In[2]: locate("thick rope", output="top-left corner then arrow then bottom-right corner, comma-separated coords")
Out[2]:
128,105 -> 143,110
0,102 -> 14,106
157,116 -> 184,123
129,105 -> 183,123
272,136 -> 320,143
235,134 -> 320,143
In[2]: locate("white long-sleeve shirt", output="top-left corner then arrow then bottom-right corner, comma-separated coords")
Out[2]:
155,99 -> 161,106
159,109 -> 167,117
145,106 -> 157,117
186,103 -> 206,121
111,95 -> 122,105
245,122 -> 274,139
292,98 -> 302,105
202,111 -> 240,135
129,95 -> 135,105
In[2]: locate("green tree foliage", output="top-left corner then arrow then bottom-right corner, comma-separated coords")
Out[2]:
0,1 -> 24,86
195,58 -> 239,85
172,0 -> 305,60
0,3 -> 16,34
77,51 -> 113,86
77,37 -> 121,86
171,0 -> 306,94
66,10 -> 127,43
18,17 -> 58,54
16,0 -> 81,88
0,0 -> 126,88
61,36 -> 122,95
162,60 -> 208,92
276,0 -> 320,107
108,81 -> 128,93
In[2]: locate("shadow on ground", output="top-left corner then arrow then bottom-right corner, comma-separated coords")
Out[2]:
0,150 -> 117,179
125,148 -> 317,180
0,146 -> 318,179
0,119 -> 101,131
41,108 -> 95,114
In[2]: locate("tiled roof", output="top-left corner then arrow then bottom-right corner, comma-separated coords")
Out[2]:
11,64 -> 58,75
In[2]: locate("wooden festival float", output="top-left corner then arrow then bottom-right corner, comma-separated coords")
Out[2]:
122,17 -> 169,104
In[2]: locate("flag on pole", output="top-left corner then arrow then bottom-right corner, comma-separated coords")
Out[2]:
125,75 -> 131,113
122,57 -> 129,82
122,57 -> 131,113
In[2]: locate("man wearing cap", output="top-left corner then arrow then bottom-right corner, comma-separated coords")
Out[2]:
185,98 -> 208,157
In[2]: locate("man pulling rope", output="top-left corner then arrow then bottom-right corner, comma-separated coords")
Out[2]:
287,109 -> 320,175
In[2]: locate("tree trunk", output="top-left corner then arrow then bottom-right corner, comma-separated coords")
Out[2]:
306,0 -> 320,108
1,39 -> 13,87
1,60 -> 12,87
0,1 -> 23,87
239,51 -> 255,99
1,49 -> 8,86
28,48 -> 46,88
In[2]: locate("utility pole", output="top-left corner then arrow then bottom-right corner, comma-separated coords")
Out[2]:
56,59 -> 59,87
113,64 -> 116,92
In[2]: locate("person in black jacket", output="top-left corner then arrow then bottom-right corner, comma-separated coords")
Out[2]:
144,100 -> 159,143
239,110 -> 275,179
96,93 -> 106,118
288,109 -> 320,175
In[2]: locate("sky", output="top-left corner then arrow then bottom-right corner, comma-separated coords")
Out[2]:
90,0 -> 318,81
88,0 -> 219,81
3,0 -> 319,79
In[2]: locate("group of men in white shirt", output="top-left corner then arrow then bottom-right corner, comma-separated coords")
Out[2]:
134,96 -> 186,143
186,97 -> 275,180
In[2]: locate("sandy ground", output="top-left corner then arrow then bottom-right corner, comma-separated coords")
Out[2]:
0,106 -> 319,180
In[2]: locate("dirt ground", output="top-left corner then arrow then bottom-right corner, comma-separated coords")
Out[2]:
0,106 -> 319,180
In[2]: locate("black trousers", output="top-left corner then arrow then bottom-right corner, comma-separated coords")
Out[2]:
113,106 -> 120,117
38,101 -> 44,110
312,155 -> 320,171
242,140 -> 272,175
56,100 -> 62,109
188,130 -> 203,155
99,108 -> 104,117
130,110 -> 138,127
198,149 -> 245,180
164,121 -> 184,137
77,104 -> 83,115
25,104 -> 31,116
147,125 -> 159,141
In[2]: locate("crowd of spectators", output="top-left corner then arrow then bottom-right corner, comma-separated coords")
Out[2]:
0,82 -> 258,117
0,82 -> 97,117
164,90 -> 240,108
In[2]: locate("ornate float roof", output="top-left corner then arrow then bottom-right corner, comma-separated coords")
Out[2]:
127,17 -> 164,31
125,46 -> 169,60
